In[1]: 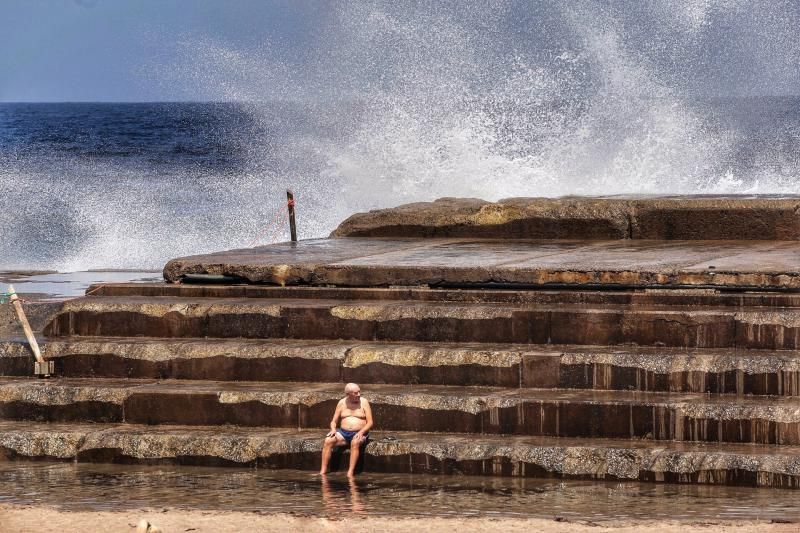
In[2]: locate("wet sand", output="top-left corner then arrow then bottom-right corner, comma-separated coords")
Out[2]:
1,505 -> 796,533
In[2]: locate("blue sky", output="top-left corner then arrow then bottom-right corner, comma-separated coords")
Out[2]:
2,1 -> 800,102
0,0 -> 324,101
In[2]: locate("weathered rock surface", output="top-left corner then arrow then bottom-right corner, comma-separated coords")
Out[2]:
332,196 -> 800,240
6,339 -> 800,395
162,237 -> 427,286
629,197 -> 800,240
162,238 -> 800,289
163,197 -> 800,288
82,283 -> 800,308
0,301 -> 62,339
3,378 -> 800,444
41,295 -> 800,349
332,197 -> 633,239
3,421 -> 800,487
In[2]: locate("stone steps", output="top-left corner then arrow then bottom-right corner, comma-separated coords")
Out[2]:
85,283 -> 800,309
4,338 -> 800,395
8,199 -> 800,489
2,378 -> 800,444
1,420 -> 799,487
42,296 -> 800,349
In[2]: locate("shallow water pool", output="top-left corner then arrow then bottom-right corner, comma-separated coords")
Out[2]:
0,462 -> 798,522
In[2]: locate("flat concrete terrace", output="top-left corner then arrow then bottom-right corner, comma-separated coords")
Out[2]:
164,197 -> 800,289
163,239 -> 800,290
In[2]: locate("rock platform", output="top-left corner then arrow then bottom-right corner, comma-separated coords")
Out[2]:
163,197 -> 800,289
5,196 -> 800,487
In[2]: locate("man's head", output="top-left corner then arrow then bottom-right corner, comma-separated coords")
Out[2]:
344,383 -> 361,399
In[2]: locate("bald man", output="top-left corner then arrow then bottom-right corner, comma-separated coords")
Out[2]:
319,383 -> 374,477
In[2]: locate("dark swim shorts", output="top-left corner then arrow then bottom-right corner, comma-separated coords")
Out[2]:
337,428 -> 370,445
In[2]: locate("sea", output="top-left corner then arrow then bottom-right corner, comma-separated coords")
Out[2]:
1,98 -> 800,272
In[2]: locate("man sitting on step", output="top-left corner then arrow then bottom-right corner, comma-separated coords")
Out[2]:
319,383 -> 374,477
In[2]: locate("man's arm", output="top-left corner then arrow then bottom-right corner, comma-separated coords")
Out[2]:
354,400 -> 373,443
326,400 -> 344,437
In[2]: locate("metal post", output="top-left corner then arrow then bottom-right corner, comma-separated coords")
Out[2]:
7,285 -> 52,377
287,190 -> 297,242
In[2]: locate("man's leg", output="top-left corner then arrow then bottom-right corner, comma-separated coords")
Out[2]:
320,434 -> 344,474
347,439 -> 361,477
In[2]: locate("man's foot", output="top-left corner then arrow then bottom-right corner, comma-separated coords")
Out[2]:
316,471 -> 328,476
346,471 -> 355,478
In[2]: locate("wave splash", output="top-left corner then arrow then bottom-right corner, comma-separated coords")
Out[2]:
2,1 -> 800,270
179,1 -> 800,204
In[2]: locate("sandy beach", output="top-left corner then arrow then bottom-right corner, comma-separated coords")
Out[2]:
1,504 -> 797,533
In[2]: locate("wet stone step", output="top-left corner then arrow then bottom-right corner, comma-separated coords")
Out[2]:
42,297 -> 800,349
1,338 -> 352,383
5,339 -> 800,396
1,338 -> 522,387
3,378 -> 800,444
86,282 -> 800,310
1,421 -> 800,488
550,345 -> 800,396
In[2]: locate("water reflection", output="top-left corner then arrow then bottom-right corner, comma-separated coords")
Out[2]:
0,462 -> 799,522
321,476 -> 365,516
0,271 -> 161,300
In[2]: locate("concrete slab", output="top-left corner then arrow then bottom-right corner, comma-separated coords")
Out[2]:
163,238 -> 800,289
